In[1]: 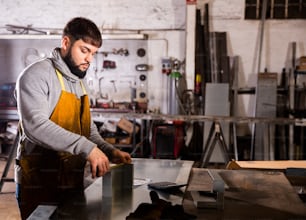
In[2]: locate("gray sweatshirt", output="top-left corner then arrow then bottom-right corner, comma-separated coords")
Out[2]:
15,48 -> 115,183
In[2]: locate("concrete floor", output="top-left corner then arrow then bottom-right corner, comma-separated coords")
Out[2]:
0,156 -> 21,220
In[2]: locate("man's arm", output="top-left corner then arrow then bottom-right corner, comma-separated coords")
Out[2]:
16,61 -> 96,157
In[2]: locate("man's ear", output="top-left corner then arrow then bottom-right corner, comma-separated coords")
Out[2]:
61,36 -> 70,52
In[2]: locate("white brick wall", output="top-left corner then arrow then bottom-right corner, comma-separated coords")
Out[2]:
0,0 -> 305,116
0,0 -> 187,114
0,0 -> 186,31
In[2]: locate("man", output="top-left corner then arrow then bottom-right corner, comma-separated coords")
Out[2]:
15,17 -> 131,219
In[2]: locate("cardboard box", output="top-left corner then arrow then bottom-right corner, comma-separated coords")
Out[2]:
299,56 -> 306,70
104,137 -> 116,144
117,117 -> 139,134
118,135 -> 132,145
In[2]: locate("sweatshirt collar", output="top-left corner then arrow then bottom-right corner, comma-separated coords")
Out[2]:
50,48 -> 80,82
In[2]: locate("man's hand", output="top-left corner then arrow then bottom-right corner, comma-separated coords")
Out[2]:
111,149 -> 132,164
87,146 -> 110,178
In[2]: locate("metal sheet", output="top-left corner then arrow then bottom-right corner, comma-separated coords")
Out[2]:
203,83 -> 230,163
253,73 -> 277,160
83,158 -> 194,220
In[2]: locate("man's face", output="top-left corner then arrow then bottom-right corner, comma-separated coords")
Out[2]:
61,36 -> 99,77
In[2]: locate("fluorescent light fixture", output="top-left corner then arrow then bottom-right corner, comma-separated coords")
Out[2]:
102,33 -> 147,40
0,33 -> 148,40
0,34 -> 61,40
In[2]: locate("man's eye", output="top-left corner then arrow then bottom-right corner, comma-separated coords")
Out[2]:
81,49 -> 88,53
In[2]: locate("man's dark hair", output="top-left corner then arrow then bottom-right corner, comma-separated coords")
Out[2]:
63,17 -> 102,48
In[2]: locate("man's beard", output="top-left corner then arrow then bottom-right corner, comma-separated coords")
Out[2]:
63,50 -> 88,79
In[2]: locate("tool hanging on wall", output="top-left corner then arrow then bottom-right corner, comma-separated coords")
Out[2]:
161,57 -> 173,75
5,24 -> 50,35
135,64 -> 149,71
136,48 -> 146,57
99,48 -> 129,57
110,80 -> 117,92
103,60 -> 116,69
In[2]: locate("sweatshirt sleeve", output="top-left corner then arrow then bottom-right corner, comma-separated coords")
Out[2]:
16,62 -> 101,158
88,120 -> 115,159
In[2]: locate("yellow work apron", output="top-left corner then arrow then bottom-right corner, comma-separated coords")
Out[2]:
19,69 -> 91,219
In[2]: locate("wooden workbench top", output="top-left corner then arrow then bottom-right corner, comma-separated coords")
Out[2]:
227,160 -> 306,170
184,168 -> 306,219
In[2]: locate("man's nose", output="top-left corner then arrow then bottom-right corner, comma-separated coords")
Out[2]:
86,53 -> 94,63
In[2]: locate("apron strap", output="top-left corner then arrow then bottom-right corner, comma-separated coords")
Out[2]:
55,69 -> 66,91
80,81 -> 87,95
55,69 -> 87,95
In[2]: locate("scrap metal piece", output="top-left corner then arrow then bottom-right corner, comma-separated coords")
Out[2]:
27,205 -> 57,220
190,169 -> 225,209
102,163 -> 134,198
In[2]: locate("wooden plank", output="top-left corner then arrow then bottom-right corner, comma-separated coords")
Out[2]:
227,160 -> 306,170
0,193 -> 21,220
0,158 -> 20,219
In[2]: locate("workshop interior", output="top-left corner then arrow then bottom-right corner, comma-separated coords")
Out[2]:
0,0 -> 306,219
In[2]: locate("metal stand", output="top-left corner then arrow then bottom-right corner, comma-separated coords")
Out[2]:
0,131 -> 18,192
200,122 -> 230,168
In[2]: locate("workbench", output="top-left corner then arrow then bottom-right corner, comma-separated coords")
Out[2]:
84,158 -> 194,220
28,158 -> 306,220
184,168 -> 306,219
30,158 -> 193,220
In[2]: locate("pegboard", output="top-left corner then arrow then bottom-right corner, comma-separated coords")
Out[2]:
86,39 -> 148,104
0,38 -> 148,106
